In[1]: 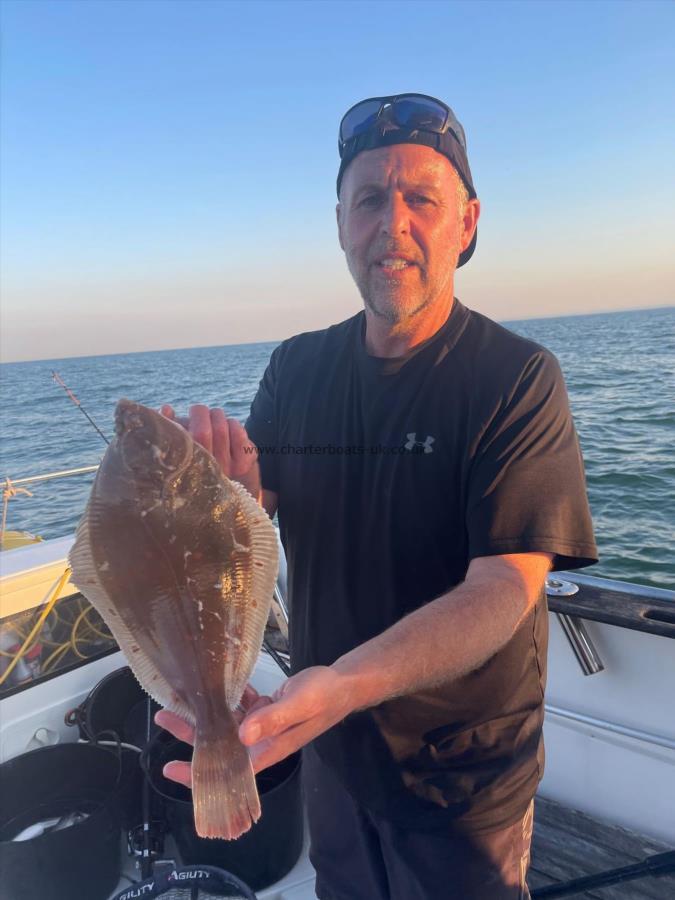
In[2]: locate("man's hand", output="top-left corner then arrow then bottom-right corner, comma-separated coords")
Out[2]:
159,403 -> 264,506
155,668 -> 356,786
238,667 -> 355,771
155,683 -> 275,788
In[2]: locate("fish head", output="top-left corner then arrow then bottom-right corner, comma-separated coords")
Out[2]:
114,399 -> 193,486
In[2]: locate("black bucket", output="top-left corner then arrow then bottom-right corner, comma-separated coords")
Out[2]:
146,733 -> 303,891
66,666 -> 162,829
0,742 -> 122,900
68,665 -> 161,747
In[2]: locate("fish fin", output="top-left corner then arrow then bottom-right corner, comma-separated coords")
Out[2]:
224,480 -> 279,710
192,713 -> 260,840
68,505 -> 196,728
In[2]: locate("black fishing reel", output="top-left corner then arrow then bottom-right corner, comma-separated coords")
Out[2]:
126,819 -> 168,859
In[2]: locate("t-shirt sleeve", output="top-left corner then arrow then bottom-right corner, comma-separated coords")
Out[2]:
466,349 -> 598,571
245,345 -> 282,494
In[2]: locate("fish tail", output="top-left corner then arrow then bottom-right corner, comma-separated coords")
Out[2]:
192,716 -> 261,840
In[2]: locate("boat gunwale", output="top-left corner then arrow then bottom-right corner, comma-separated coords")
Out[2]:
550,571 -> 675,640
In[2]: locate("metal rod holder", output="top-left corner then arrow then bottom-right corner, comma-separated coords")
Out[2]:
556,614 -> 605,676
546,577 -> 604,676
271,583 -> 289,640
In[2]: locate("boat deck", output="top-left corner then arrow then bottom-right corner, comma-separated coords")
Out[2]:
111,796 -> 675,900
529,798 -> 675,898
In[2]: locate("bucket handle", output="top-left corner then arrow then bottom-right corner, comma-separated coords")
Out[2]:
64,703 -> 86,731
139,726 -> 165,780
88,729 -> 125,789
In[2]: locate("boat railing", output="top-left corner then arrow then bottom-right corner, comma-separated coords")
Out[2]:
1,466 -> 100,547
3,465 -> 100,488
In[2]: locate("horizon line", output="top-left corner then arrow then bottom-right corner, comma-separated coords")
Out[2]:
2,302 -> 673,366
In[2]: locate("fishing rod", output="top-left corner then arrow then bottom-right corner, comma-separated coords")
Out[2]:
530,848 -> 675,897
52,372 -> 110,445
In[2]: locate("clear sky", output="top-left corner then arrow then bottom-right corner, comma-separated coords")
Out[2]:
1,0 -> 673,362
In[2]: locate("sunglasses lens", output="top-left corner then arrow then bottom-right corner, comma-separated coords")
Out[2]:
393,97 -> 447,132
340,100 -> 384,143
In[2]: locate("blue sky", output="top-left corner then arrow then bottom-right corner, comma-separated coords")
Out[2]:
2,0 -> 673,361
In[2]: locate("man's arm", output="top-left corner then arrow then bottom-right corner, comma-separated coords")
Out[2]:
236,551 -> 553,772
157,551 -> 552,785
332,551 -> 552,708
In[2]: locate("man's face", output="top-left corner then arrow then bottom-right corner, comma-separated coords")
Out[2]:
337,144 -> 478,325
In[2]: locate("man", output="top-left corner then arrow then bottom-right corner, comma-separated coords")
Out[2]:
157,93 -> 598,899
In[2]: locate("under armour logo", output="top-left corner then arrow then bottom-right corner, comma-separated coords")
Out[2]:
404,433 -> 435,454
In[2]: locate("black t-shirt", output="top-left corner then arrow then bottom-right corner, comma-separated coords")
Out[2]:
246,298 -> 597,833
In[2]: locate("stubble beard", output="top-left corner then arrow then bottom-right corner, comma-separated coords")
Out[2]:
350,261 -> 432,326
351,258 -> 458,329
364,289 -> 431,325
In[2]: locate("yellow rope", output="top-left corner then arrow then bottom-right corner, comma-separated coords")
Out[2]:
70,605 -> 92,658
79,606 -> 112,641
40,642 -> 71,674
0,607 -> 63,655
69,602 -> 112,657
0,567 -> 72,687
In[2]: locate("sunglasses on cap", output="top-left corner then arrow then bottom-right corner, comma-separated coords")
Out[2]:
338,93 -> 467,157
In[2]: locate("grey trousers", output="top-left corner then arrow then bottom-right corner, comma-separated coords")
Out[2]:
303,744 -> 534,900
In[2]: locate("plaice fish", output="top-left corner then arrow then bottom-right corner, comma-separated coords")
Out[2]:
68,399 -> 278,840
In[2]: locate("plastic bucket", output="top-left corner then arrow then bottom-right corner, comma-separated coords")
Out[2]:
146,733 -> 303,891
66,665 -> 161,829
0,742 -> 122,900
68,665 -> 161,747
